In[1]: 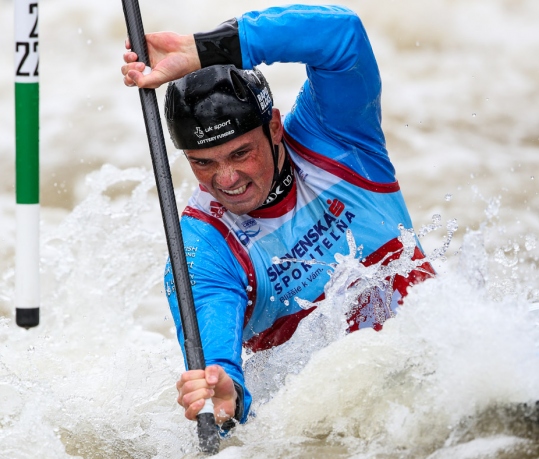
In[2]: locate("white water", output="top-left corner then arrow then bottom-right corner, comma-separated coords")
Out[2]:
1,0 -> 539,458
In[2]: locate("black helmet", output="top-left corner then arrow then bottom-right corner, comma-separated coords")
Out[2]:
165,64 -> 273,150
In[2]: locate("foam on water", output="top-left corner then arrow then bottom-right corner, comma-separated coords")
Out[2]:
1,163 -> 537,458
0,166 -> 197,458
232,218 -> 539,458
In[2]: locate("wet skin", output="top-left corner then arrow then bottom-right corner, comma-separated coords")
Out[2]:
184,109 -> 284,216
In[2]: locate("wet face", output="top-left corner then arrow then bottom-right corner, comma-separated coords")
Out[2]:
184,109 -> 283,215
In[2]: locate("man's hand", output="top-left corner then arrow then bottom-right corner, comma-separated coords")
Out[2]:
176,365 -> 237,424
121,32 -> 201,88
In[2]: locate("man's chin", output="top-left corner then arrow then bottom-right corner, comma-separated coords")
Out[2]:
224,202 -> 257,216
219,195 -> 266,215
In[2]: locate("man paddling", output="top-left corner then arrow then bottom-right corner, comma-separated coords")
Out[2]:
122,4 -> 434,428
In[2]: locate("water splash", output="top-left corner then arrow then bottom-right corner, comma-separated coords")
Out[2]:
272,216 -> 457,331
0,165 -> 198,458
245,218 -> 456,406
239,207 -> 539,458
1,170 -> 538,459
238,223 -> 539,459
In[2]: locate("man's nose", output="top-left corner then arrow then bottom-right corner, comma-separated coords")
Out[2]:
214,163 -> 239,188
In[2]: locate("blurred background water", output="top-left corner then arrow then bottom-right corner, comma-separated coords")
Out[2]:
1,0 -> 538,458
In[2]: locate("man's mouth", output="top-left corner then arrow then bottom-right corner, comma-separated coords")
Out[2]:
220,184 -> 248,196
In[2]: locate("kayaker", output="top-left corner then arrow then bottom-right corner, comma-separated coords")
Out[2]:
121,4 -> 434,429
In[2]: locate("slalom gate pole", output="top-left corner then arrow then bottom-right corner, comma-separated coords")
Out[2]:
120,0 -> 220,454
15,0 -> 40,329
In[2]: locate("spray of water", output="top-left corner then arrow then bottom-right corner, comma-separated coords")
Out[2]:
1,172 -> 538,459
0,165 -> 199,459
237,209 -> 539,459
245,217 -> 456,403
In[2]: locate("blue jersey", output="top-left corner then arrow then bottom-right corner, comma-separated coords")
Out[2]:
164,5 -> 434,423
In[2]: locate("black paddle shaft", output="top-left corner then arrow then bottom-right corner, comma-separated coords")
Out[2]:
120,0 -> 220,454
120,0 -> 204,377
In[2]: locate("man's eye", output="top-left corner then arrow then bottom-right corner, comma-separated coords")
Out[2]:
193,159 -> 210,166
234,150 -> 248,159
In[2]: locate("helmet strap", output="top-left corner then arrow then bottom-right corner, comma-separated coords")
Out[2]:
262,123 -> 280,185
272,144 -> 281,184
258,122 -> 294,209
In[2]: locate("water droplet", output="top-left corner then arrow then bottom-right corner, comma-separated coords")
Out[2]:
246,285 -> 253,292
284,300 -> 289,306
445,194 -> 452,202
247,300 -> 253,306
472,113 -> 476,117
525,234 -> 536,251
531,176 -> 535,180
269,296 -> 275,302
446,219 -> 458,232
415,41 -> 420,47
87,39 -> 92,45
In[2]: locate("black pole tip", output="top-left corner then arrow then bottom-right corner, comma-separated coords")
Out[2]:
16,308 -> 40,329
197,412 -> 220,455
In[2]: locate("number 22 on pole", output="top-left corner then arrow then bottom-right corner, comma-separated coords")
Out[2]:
15,0 -> 40,328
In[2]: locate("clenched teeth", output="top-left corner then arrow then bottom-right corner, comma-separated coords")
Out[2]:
221,184 -> 247,195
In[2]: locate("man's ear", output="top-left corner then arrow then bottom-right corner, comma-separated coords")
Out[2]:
269,108 -> 283,144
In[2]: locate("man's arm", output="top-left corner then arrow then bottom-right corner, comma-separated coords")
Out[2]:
121,5 -> 394,181
235,5 -> 393,182
164,215 -> 251,424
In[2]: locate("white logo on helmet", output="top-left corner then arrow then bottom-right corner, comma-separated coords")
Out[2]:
194,127 -> 204,138
257,87 -> 271,112
205,119 -> 232,133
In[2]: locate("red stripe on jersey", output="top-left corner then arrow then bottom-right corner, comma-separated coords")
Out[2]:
284,131 -> 400,193
182,206 -> 258,325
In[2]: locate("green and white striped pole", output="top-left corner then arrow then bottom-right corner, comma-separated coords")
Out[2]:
15,0 -> 40,328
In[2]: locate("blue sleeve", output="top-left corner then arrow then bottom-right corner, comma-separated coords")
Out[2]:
237,5 -> 395,182
164,215 -> 252,423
